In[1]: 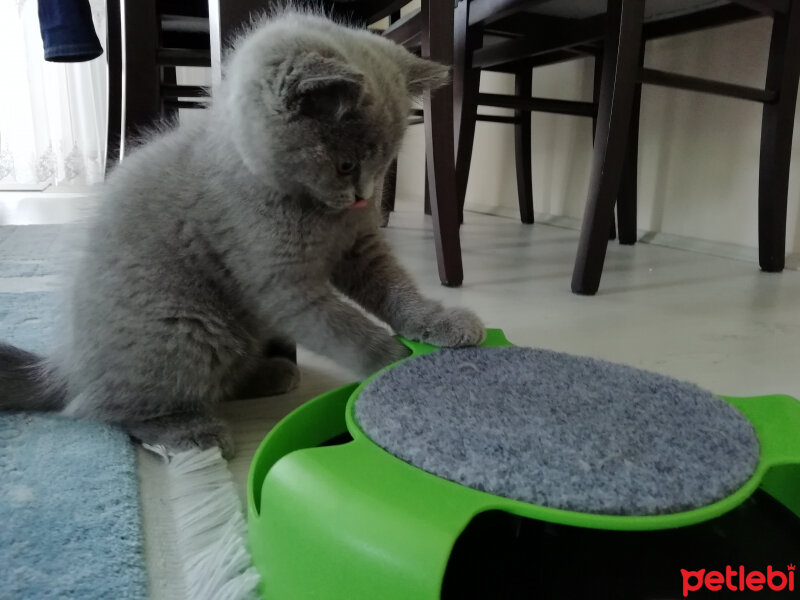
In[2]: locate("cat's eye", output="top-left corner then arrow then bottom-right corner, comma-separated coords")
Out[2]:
337,161 -> 356,176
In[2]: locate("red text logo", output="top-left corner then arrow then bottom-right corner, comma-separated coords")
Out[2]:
681,564 -> 795,596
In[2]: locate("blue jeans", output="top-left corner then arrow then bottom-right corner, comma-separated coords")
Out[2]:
38,0 -> 103,62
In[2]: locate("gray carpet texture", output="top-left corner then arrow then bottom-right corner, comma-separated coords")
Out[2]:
355,347 -> 760,516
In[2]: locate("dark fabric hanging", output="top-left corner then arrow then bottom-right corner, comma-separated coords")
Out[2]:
38,0 -> 103,62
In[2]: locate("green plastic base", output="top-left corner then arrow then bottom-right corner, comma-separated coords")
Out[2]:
247,330 -> 800,599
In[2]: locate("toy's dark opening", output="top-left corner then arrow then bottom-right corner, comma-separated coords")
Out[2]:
318,431 -> 354,446
441,490 -> 799,600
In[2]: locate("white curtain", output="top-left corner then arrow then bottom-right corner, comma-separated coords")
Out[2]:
0,0 -> 107,188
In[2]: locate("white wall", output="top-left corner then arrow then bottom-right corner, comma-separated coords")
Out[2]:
395,17 -> 800,257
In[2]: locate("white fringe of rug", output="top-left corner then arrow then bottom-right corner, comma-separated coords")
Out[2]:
145,445 -> 261,600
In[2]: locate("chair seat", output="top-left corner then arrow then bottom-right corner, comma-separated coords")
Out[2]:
530,0 -> 729,21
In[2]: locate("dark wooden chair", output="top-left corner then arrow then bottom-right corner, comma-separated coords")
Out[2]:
105,0 -> 212,168
356,0 -> 467,287
454,0 -> 800,294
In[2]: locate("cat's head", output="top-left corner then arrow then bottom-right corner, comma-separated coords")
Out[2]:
219,12 -> 448,211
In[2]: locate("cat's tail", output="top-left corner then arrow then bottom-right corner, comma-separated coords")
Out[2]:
0,343 -> 66,411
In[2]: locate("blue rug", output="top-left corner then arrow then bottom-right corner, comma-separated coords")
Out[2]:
0,292 -> 59,354
0,225 -> 76,278
0,226 -> 148,600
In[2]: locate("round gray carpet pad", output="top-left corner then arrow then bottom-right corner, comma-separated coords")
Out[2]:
355,346 -> 759,516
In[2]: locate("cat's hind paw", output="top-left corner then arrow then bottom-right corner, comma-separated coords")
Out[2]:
128,413 -> 236,460
236,356 -> 301,399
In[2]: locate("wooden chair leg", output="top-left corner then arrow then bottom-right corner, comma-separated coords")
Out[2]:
454,0 -> 481,221
121,0 -> 159,143
759,2 -> 800,272
422,0 -> 463,286
381,158 -> 398,227
514,69 -> 534,224
386,158 -> 397,214
105,0 -> 123,173
424,161 -> 431,215
161,66 -> 179,123
617,45 -> 645,246
572,0 -> 644,295
592,50 -> 616,241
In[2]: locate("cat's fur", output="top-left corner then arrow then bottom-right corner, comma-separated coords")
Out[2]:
0,11 -> 484,457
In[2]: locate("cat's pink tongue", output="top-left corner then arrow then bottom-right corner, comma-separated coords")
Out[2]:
349,198 -> 369,209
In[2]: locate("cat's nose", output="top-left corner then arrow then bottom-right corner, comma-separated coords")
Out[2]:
355,178 -> 375,201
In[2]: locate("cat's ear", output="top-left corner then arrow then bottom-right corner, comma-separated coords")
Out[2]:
403,54 -> 450,95
288,54 -> 364,119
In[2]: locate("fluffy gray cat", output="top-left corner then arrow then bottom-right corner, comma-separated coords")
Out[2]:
0,11 -> 484,457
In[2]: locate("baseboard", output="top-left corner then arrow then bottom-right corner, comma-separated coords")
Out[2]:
0,183 -> 49,192
465,203 -> 800,272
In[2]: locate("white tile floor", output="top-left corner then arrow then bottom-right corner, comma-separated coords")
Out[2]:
3,192 -> 800,597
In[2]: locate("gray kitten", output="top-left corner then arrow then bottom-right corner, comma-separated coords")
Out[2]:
0,11 -> 484,457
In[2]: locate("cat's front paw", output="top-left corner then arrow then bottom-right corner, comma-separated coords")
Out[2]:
360,335 -> 412,376
404,307 -> 485,348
